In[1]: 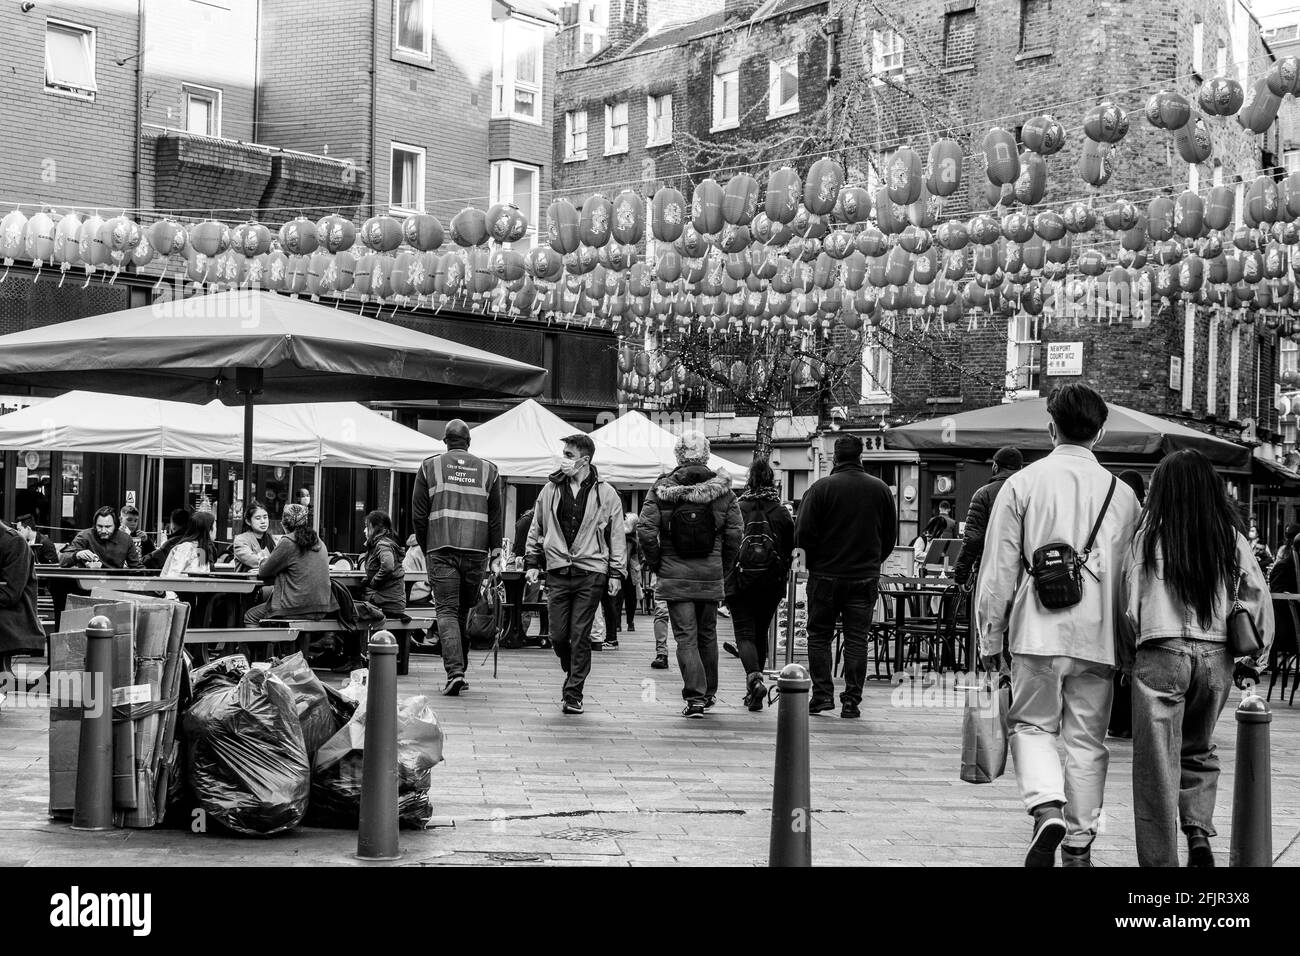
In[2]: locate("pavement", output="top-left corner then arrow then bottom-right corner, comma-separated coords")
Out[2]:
3,613 -> 1300,867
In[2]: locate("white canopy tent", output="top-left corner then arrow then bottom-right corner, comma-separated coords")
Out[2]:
590,410 -> 747,487
468,399 -> 661,486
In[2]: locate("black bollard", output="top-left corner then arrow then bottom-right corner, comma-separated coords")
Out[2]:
1229,691 -> 1272,867
71,616 -> 115,832
769,662 -> 812,867
357,630 -> 401,861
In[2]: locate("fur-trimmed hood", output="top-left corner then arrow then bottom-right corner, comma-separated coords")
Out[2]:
654,465 -> 732,504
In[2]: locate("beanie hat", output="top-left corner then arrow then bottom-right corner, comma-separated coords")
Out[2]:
674,430 -> 711,465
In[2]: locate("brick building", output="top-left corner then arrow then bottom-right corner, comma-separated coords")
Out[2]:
0,0 -> 617,550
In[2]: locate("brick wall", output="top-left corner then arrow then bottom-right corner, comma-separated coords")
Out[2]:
943,7 -> 974,69
151,131 -> 272,215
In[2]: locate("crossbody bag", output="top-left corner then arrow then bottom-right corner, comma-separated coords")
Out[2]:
1020,475 -> 1117,611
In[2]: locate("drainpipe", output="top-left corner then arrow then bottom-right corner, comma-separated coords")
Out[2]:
370,0 -> 380,214
252,0 -> 262,140
133,0 -> 146,211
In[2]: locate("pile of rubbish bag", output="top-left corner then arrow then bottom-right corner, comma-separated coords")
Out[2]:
180,654 -> 442,836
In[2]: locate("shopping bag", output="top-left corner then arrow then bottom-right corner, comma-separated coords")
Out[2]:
959,675 -> 1011,784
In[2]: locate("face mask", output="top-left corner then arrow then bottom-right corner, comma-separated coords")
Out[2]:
557,456 -> 578,477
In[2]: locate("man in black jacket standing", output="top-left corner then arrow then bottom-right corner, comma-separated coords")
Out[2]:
953,446 -> 1023,586
795,434 -> 897,719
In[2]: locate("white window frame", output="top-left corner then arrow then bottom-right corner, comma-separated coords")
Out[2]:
564,110 -> 588,162
394,0 -> 433,58
646,92 -> 673,147
1192,18 -> 1204,75
605,100 -> 629,156
489,160 -> 540,249
711,67 -> 740,133
767,55 -> 799,120
1005,314 -> 1041,398
1215,40 -> 1227,77
870,29 -> 905,86
1286,150 -> 1300,175
491,17 -> 544,124
183,83 -> 222,138
1207,313 -> 1220,415
389,141 -> 426,215
861,326 -> 893,403
1182,305 -> 1196,411
44,18 -> 97,101
1283,337 -> 1300,378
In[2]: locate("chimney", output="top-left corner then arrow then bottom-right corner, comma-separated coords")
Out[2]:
724,0 -> 764,22
607,0 -> 649,52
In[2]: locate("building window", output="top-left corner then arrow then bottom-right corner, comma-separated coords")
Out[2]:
867,147 -> 897,194
1215,40 -> 1227,76
395,0 -> 433,57
767,56 -> 799,119
1006,314 -> 1041,396
489,160 -> 539,248
647,92 -> 672,146
712,67 -> 739,131
44,19 -> 97,100
870,29 -> 905,84
1283,337 -> 1299,378
564,110 -> 588,161
1213,162 -> 1224,187
605,100 -> 629,155
1192,18 -> 1204,76
1286,150 -> 1300,175
492,18 -> 544,123
1188,164 -> 1199,193
943,9 -> 975,68
861,327 -> 893,403
1182,306 -> 1196,412
390,142 -> 426,213
1018,0 -> 1055,54
183,84 -> 222,137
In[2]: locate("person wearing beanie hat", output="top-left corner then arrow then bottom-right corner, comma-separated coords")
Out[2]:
412,418 -> 505,698
638,429 -> 743,718
952,446 -> 1023,587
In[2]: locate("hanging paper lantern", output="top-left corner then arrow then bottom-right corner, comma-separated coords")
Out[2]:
1173,190 -> 1205,239
718,172 -> 760,226
542,199 -> 579,254
875,149 -> 917,206
873,187 -> 906,234
99,216 -> 142,270
229,221 -> 270,258
1144,91 -> 1191,131
1021,114 -> 1065,155
1063,203 -> 1096,234
315,214 -> 356,254
1281,173 -> 1300,221
599,190 -> 640,248
1083,101 -> 1129,143
131,235 -> 156,270
1033,211 -> 1066,242
486,203 -> 525,244
278,217 -> 318,256
524,245 -> 563,282
1121,214 -> 1149,251
1146,196 -> 1175,242
1045,235 -> 1072,264
981,127 -> 1020,186
689,178 -> 724,235
1173,112 -> 1213,165
358,214 -> 402,252
717,223 -> 750,255
855,225 -> 887,258
905,182 -> 937,228
188,219 -> 230,257
803,158 -> 845,215
329,251 -> 355,295
578,195 -> 613,248
1014,152 -> 1047,206
1197,76 -> 1245,117
305,251 -> 334,296
1238,78 -> 1283,135
185,244 -> 222,285
764,166 -> 802,224
935,220 -> 969,250
53,214 -> 82,268
1001,211 -> 1033,244
924,138 -> 963,197
942,247 -> 970,280
1268,56 -> 1300,96
76,214 -> 109,270
0,210 -> 29,264
1245,177 -> 1280,228
1206,186 -> 1236,231
23,212 -> 56,267
969,214 -> 1001,245
834,186 -> 872,224
398,213 -> 442,253
1077,140 -> 1115,187
448,207 -> 489,248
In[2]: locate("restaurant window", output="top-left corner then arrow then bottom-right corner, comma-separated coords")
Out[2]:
395,0 -> 433,57
712,67 -> 739,131
767,56 -> 799,119
604,100 -> 629,155
1006,314 -> 1041,396
492,17 -> 544,123
184,84 -> 222,137
564,109 -> 588,161
489,160 -> 539,248
45,19 -> 98,100
390,142 -> 425,214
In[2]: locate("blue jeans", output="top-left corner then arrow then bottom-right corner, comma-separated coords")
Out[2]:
427,549 -> 485,680
1131,637 -> 1234,867
806,576 -> 878,707
668,600 -> 718,706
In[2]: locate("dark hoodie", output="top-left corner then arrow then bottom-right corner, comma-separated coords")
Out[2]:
362,529 -> 406,614
638,463 -> 743,602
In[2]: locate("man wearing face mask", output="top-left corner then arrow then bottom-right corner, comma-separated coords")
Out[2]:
525,434 -> 626,715
977,383 -> 1140,868
412,419 -> 504,697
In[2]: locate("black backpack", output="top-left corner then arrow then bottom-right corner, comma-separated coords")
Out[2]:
734,500 -> 780,589
669,499 -> 717,558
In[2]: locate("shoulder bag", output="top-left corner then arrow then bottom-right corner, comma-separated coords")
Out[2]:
1227,554 -> 1265,658
1021,475 -> 1117,611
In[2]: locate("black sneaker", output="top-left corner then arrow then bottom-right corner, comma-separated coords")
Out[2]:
591,641 -> 604,651
1187,835 -> 1215,867
702,695 -> 717,711
840,702 -> 862,719
650,654 -> 669,669
682,703 -> 705,719
626,623 -> 635,631
441,675 -> 466,697
746,676 -> 767,712
605,637 -> 619,649
809,698 -> 836,714
561,698 -> 584,715
1026,807 -> 1067,867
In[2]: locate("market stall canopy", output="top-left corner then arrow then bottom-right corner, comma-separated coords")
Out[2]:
884,397 -> 1251,469
590,410 -> 747,486
0,391 -> 445,471
1252,455 -> 1300,494
469,399 -> 662,485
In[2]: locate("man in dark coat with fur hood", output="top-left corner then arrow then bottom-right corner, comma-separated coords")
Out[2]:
638,430 -> 742,719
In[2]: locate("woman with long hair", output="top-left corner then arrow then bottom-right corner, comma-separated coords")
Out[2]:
723,459 -> 794,711
161,511 -> 217,576
244,503 -> 337,626
232,503 -> 277,571
1122,449 -> 1273,867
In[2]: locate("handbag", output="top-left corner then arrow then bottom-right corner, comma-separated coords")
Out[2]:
1022,475 -> 1117,611
960,674 -> 1011,784
1226,556 -> 1264,658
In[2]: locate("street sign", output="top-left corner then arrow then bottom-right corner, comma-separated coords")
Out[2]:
1169,356 -> 1182,391
1045,342 -> 1083,376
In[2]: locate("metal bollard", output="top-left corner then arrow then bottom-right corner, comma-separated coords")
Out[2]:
769,662 -> 812,867
71,616 -> 115,832
357,630 -> 401,861
1229,690 -> 1272,867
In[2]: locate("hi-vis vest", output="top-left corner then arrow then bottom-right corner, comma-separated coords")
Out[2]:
425,451 -> 496,553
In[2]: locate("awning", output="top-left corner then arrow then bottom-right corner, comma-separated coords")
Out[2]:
1252,456 -> 1300,493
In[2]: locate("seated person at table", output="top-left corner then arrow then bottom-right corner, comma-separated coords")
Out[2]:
15,514 -> 58,564
59,506 -> 145,569
403,534 -> 432,606
145,508 -> 191,571
161,511 -> 217,576
119,504 -> 156,564
361,510 -> 406,618
244,504 -> 337,626
232,504 -> 278,571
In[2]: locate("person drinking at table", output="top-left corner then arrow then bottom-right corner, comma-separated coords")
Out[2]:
1121,449 -> 1272,867
232,503 -> 278,571
145,508 -> 191,571
60,506 -> 145,569
119,504 -> 156,565
977,383 -> 1141,867
794,434 -> 897,720
244,503 -> 337,626
361,510 -> 406,619
15,514 -> 58,564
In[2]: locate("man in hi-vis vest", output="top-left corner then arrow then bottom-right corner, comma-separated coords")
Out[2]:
412,419 -> 504,696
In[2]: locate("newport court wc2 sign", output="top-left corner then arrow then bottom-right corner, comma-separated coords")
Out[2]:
1046,342 -> 1084,377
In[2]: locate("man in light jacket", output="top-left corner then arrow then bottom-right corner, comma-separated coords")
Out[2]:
526,433 -> 626,715
976,384 -> 1141,867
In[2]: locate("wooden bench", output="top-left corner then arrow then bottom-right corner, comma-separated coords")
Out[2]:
185,626 -> 306,665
